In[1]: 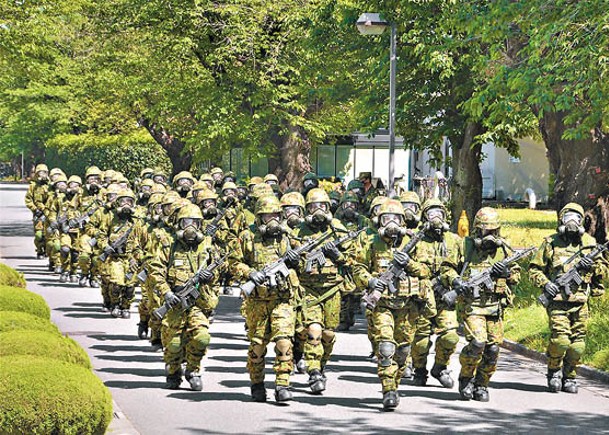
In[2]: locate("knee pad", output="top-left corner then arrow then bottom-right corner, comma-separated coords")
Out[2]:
191,328 -> 211,351
567,340 -> 586,358
468,339 -> 486,356
248,343 -> 266,363
70,250 -> 79,264
275,338 -> 293,362
60,245 -> 70,256
395,344 -> 411,366
378,341 -> 396,367
321,329 -> 336,346
438,329 -> 460,347
166,336 -> 182,355
307,323 -> 323,346
483,344 -> 500,365
35,231 -> 44,241
550,335 -> 571,353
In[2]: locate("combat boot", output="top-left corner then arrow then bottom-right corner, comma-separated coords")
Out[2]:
251,382 -> 267,402
165,373 -> 182,390
111,306 -> 121,318
70,274 -> 79,283
37,252 -> 45,260
121,309 -> 131,319
458,377 -> 475,401
54,265 -> 63,274
382,390 -> 400,410
185,370 -> 203,391
336,322 -> 350,332
562,378 -> 578,394
473,385 -> 490,402
547,368 -> 562,393
431,363 -> 454,389
89,278 -> 100,288
78,275 -> 89,287
150,338 -> 163,352
402,363 -> 413,379
274,386 -> 293,402
296,358 -> 307,374
412,368 -> 428,386
308,369 -> 326,394
138,322 -> 149,339
59,271 -> 69,282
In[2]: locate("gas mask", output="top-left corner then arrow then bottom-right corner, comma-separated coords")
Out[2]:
378,213 -> 407,240
201,199 -> 218,218
150,204 -> 163,224
86,176 -> 101,194
474,229 -> 503,250
153,175 -> 167,184
237,187 -> 248,202
176,218 -> 204,245
370,205 -> 382,227
341,203 -> 359,222
349,188 -> 364,201
330,198 -> 340,214
305,202 -> 332,227
558,211 -> 585,238
116,197 -> 135,217
258,213 -> 283,237
222,189 -> 237,205
105,193 -> 118,210
282,206 -> 304,229
37,171 -> 49,184
67,182 -> 81,197
139,186 -> 152,201
212,173 -> 223,187
55,181 -> 67,194
176,178 -> 193,196
425,207 -> 449,235
402,202 -> 420,228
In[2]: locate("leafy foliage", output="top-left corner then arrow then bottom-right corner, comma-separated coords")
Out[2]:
0,286 -> 51,320
0,263 -> 26,288
0,311 -> 59,334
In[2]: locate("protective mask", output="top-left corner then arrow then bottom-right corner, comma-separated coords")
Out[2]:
139,191 -> 151,201
558,222 -> 584,237
55,183 -> 67,194
117,206 -> 134,217
474,235 -> 503,250
303,179 -> 317,190
177,226 -> 204,245
343,207 -> 358,221
259,219 -> 283,237
330,200 -> 339,214
87,183 -> 100,194
378,222 -> 407,240
306,209 -> 331,227
285,214 -> 304,229
177,185 -> 191,195
403,210 -> 420,228
202,206 -> 218,218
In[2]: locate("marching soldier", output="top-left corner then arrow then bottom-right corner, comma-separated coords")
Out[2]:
25,164 -> 50,259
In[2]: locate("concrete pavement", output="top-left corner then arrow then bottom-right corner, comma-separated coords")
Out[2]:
1,183 -> 608,434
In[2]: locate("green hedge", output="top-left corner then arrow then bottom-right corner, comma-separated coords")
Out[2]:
0,356 -> 112,435
0,311 -> 59,334
0,285 -> 50,320
45,130 -> 172,180
0,331 -> 91,369
0,264 -> 26,288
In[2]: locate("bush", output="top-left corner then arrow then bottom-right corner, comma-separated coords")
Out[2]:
0,311 -> 59,334
0,285 -> 50,319
0,356 -> 112,435
0,263 -> 26,288
0,331 -> 91,369
46,129 -> 172,180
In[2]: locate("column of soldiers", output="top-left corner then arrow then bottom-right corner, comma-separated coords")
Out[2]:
26,165 -> 607,409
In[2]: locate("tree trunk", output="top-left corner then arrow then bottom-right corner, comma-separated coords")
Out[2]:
268,124 -> 313,190
539,111 -> 609,242
139,118 -> 192,176
449,121 -> 484,232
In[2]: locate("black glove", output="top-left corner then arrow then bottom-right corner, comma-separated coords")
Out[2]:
249,270 -> 266,286
164,291 -> 181,308
393,251 -> 410,268
34,209 -> 43,218
442,290 -> 459,307
68,218 -> 79,229
322,241 -> 341,262
544,281 -> 560,298
103,245 -> 116,257
49,220 -> 59,230
367,277 -> 386,293
197,268 -> 214,284
285,249 -> 300,266
491,261 -> 510,278
205,224 -> 218,236
577,256 -> 594,272
451,277 -> 466,294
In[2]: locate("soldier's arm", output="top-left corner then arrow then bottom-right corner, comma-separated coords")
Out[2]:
528,238 -> 552,288
228,230 -> 253,281
148,241 -> 172,297
24,185 -> 36,212
352,232 -> 373,288
440,233 -> 464,287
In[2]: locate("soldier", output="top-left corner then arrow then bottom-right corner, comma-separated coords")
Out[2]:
443,207 -> 521,402
229,194 -> 299,402
398,191 -> 422,230
135,178 -> 155,216
346,179 -> 365,212
529,203 -> 608,394
359,172 -> 381,215
46,173 -> 70,275
54,175 -> 84,282
199,173 -> 214,191
280,191 -> 306,231
409,199 -> 463,388
328,190 -> 341,215
222,170 -> 236,185
173,171 -> 195,199
301,172 -> 319,198
152,168 -> 169,188
353,199 -> 430,410
149,203 -> 221,391
219,181 -> 249,237
25,163 -> 50,259
210,167 -> 224,192
291,188 -> 355,394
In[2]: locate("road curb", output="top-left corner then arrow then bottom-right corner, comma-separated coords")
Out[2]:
501,339 -> 609,385
107,400 -> 140,435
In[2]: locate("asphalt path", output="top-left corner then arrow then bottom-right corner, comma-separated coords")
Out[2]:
1,183 -> 608,434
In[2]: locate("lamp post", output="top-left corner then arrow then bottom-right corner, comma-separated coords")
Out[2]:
356,13 -> 397,196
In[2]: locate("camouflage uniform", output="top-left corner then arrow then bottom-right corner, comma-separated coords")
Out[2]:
149,204 -> 221,391
44,168 -> 67,272
529,203 -> 608,393
24,164 -> 50,258
229,194 -> 299,402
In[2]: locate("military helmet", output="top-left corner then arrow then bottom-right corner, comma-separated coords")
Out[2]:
369,195 -> 388,215
53,173 -> 68,184
473,207 -> 500,231
35,163 -> 49,173
195,188 -> 218,203
341,192 -> 360,205
421,198 -> 446,216
139,178 -> 155,189
116,188 -> 136,201
377,198 -> 405,218
192,180 -> 206,191
255,194 -> 282,215
210,167 -> 223,175
67,175 -> 82,185
173,170 -> 195,186
176,203 -> 204,221
251,182 -> 274,199
281,191 -> 305,208
399,191 -> 421,207
140,167 -> 154,178
305,188 -> 330,205
152,168 -> 168,181
303,172 -> 318,182
199,173 -> 213,182
347,179 -> 365,190
85,166 -> 102,178
559,202 -> 585,220
151,183 -> 167,194
264,173 -> 279,184
50,167 -> 66,180
105,183 -> 122,196
222,181 -> 238,192
248,176 -> 264,187
148,192 -> 164,206
161,190 -> 181,207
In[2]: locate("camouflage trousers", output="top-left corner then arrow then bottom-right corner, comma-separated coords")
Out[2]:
59,232 -> 79,274
302,289 -> 341,372
77,233 -> 99,278
408,296 -> 438,371
245,298 -> 295,386
370,300 -> 413,392
100,257 -> 136,309
339,291 -> 362,329
459,312 -> 504,387
139,278 -> 162,342
411,305 -> 459,369
162,305 -> 211,374
47,230 -> 61,269
547,302 -> 588,378
33,218 -> 45,255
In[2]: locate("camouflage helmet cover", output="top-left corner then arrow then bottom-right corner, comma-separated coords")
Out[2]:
280,191 -> 305,208
305,188 -> 330,205
176,203 -> 204,221
251,182 -> 274,199
377,198 -> 405,218
559,202 -> 585,220
255,194 -> 282,215
399,191 -> 421,206
85,166 -> 102,178
473,207 -> 500,231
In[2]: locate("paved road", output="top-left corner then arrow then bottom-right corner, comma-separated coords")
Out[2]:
1,184 -> 609,434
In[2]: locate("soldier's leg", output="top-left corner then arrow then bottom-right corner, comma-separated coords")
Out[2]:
373,306 -> 400,410
119,285 -> 135,318
562,304 -> 588,393
366,307 -> 378,360
394,306 -> 412,381
164,310 -> 186,389
338,294 -> 350,331
410,295 -> 437,386
59,234 -> 72,281
320,291 -> 341,370
473,315 -> 503,401
147,284 -> 162,346
245,299 -> 270,401
34,219 -> 45,257
546,304 -> 572,392
430,307 -> 459,388
458,313 -> 487,400
303,295 -> 324,374
78,234 -> 93,286
138,284 -> 150,339
271,301 -> 295,401
183,308 -> 211,391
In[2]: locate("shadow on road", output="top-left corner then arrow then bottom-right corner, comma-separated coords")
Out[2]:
168,391 -> 252,402
0,223 -> 33,237
99,367 -> 165,377
105,380 -> 165,389
89,333 -> 142,342
489,380 -> 548,393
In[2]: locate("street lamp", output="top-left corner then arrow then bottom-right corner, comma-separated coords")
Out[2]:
356,13 -> 397,196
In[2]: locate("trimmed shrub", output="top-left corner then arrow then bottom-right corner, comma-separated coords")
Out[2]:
0,285 -> 50,319
0,331 -> 91,369
0,311 -> 59,334
0,263 -> 26,288
0,356 -> 112,435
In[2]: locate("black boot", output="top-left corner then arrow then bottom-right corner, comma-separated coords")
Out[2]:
274,386 -> 293,402
412,368 -> 428,386
251,382 -> 267,402
473,385 -> 489,402
138,322 -> 149,339
165,373 -> 182,390
459,377 -> 475,401
308,369 -> 326,394
185,370 -> 203,391
547,368 -> 562,393
382,390 -> 399,410
431,363 -> 454,389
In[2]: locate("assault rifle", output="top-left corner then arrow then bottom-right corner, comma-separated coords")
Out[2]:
67,205 -> 100,231
98,225 -> 135,262
153,253 -> 228,320
538,241 -> 609,307
204,206 -> 229,237
361,224 -> 429,309
240,231 -> 333,297
304,228 -> 365,273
